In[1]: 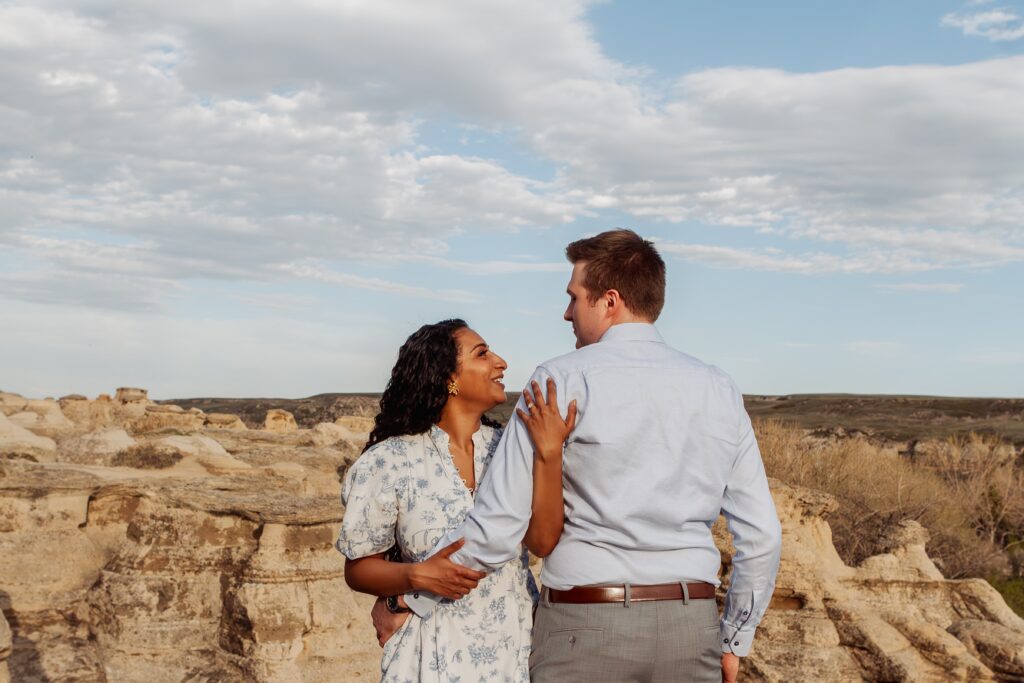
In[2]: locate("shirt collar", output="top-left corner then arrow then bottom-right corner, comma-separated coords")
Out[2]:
597,322 -> 664,344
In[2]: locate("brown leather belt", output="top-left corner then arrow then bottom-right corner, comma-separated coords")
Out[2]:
547,582 -> 715,604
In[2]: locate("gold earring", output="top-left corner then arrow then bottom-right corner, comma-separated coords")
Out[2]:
447,380 -> 459,396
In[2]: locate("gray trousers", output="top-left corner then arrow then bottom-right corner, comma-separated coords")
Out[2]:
530,589 -> 721,682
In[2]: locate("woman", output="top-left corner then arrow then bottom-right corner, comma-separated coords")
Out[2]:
336,319 -> 574,682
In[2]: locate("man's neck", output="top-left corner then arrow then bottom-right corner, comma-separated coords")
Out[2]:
605,313 -> 653,330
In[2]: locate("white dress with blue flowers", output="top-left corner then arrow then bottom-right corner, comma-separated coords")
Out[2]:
337,424 -> 538,683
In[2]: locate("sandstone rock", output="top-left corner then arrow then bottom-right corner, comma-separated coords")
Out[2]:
6,412 -> 40,429
0,392 -> 27,417
128,408 -> 204,434
115,387 -> 148,403
948,619 -> 1024,678
205,413 -> 248,430
310,422 -> 347,447
0,609 -> 10,683
857,520 -> 945,581
729,480 -> 1024,682
334,415 -> 374,433
155,435 -> 251,472
3,391 -> 1024,682
7,400 -> 75,438
59,394 -> 87,402
264,409 -> 297,434
59,397 -> 118,431
146,404 -> 184,413
0,412 -> 57,460
59,429 -> 137,465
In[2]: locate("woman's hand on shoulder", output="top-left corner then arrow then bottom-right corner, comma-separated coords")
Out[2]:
516,378 -> 577,464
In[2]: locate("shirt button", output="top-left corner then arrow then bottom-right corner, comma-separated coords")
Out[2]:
734,641 -> 740,646
723,639 -> 729,644
413,593 -> 419,599
742,610 -> 749,615
569,635 -> 577,644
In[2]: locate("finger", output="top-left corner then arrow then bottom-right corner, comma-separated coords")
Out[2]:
522,388 -> 535,411
566,399 -> 578,431
437,537 -> 465,558
515,408 -> 530,423
531,380 -> 545,410
546,377 -> 558,408
456,566 -> 486,580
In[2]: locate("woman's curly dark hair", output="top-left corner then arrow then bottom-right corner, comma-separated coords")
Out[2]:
364,319 -> 503,453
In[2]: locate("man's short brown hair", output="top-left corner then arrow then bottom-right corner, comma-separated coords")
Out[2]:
565,229 -> 666,321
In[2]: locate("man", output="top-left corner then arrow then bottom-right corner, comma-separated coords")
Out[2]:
385,229 -> 782,681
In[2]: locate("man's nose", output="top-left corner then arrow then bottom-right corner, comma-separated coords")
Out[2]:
563,305 -> 573,321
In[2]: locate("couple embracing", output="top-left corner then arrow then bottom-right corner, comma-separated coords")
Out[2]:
336,229 -> 782,683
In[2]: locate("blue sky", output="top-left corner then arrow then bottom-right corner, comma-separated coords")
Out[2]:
1,0 -> 1023,398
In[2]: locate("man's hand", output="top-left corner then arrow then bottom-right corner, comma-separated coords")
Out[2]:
722,652 -> 740,682
408,538 -> 487,600
371,597 -> 410,648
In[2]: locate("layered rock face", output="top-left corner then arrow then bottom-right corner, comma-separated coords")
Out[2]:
726,486 -> 1024,681
1,388 -> 1022,682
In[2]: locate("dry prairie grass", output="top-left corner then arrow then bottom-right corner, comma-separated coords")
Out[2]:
756,419 -> 1022,581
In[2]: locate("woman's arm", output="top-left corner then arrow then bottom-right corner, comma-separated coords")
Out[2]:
344,538 -> 487,599
518,378 -> 577,557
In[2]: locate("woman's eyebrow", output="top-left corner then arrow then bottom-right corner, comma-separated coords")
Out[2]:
471,343 -> 488,352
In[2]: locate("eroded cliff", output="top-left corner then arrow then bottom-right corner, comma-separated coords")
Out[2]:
1,389 -> 1022,682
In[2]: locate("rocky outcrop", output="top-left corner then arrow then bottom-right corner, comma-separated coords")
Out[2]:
727,482 -> 1024,682
264,409 -> 297,434
1,388 -> 1023,682
205,413 -> 248,430
129,405 -> 206,434
0,396 -> 373,682
0,609 -> 10,683
0,412 -> 56,461
334,415 -> 374,434
58,428 -> 137,466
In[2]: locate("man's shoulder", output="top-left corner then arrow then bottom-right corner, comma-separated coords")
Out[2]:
537,341 -> 738,388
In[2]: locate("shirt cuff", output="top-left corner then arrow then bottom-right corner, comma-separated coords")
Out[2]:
719,623 -> 757,657
404,590 -> 442,618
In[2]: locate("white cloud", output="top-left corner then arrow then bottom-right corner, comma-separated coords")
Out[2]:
3,0 -> 1024,315
396,255 -> 569,275
874,283 -> 965,293
942,8 -> 1024,41
657,241 -> 945,275
279,262 -> 478,303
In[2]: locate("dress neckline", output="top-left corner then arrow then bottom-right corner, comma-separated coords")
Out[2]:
427,424 -> 486,497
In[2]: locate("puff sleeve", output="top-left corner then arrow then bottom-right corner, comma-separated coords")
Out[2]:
335,445 -> 400,559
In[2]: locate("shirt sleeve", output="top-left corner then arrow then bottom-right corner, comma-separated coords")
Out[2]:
719,382 -> 783,657
406,365 -> 557,617
335,447 -> 399,560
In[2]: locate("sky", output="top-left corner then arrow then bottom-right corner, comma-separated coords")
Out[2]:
1,0 -> 1023,399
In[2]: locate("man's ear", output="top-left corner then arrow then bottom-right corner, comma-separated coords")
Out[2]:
604,289 -> 622,315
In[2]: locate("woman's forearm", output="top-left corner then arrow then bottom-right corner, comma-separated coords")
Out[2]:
524,451 -> 564,557
344,554 -> 414,597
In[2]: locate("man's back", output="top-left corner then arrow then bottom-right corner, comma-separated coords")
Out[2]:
539,322 -> 753,590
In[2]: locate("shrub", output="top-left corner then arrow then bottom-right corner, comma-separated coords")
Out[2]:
111,444 -> 183,469
756,419 -> 1013,579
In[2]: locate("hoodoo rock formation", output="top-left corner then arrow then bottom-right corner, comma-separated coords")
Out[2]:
0,387 -> 1022,682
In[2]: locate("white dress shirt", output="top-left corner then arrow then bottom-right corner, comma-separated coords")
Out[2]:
407,322 -> 782,656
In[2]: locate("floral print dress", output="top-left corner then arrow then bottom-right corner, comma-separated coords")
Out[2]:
337,424 -> 538,682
